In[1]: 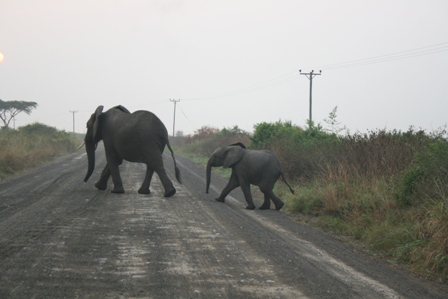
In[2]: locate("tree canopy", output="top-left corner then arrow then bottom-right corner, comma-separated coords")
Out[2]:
0,100 -> 38,129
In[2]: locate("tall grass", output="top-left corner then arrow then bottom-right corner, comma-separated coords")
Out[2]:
179,122 -> 448,281
0,123 -> 79,179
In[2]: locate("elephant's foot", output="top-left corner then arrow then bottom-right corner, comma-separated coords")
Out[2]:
245,204 -> 256,210
164,188 -> 176,198
275,201 -> 284,211
111,187 -> 125,194
138,188 -> 151,195
259,204 -> 271,210
215,198 -> 225,203
95,181 -> 107,191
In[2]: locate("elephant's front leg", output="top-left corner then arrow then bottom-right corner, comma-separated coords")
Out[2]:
240,182 -> 256,210
108,161 -> 125,193
138,167 -> 154,195
95,164 -> 111,190
216,173 -> 240,203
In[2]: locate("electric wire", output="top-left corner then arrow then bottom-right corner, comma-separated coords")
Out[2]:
183,70 -> 299,101
183,42 -> 448,102
314,42 -> 448,71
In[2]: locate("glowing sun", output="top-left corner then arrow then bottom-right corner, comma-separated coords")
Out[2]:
0,52 -> 4,63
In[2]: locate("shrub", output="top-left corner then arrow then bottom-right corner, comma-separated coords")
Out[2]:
183,125 -> 251,157
252,121 -> 339,180
395,139 -> 448,206
0,123 -> 78,178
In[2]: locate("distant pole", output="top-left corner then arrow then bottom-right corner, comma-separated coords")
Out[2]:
300,70 -> 322,125
69,110 -> 78,133
169,99 -> 180,137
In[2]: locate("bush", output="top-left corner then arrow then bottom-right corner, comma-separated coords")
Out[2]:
182,125 -> 251,157
0,123 -> 78,178
395,139 -> 448,206
252,121 -> 339,180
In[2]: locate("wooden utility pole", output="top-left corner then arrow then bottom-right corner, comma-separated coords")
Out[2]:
69,110 -> 78,133
169,99 -> 180,137
300,70 -> 322,125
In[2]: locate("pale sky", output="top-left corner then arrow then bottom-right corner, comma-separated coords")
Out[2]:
1,0 -> 447,135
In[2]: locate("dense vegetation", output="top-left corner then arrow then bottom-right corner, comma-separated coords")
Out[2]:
176,121 -> 448,282
0,123 -> 80,179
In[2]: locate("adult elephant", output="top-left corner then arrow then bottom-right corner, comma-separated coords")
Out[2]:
206,143 -> 294,210
81,105 -> 181,197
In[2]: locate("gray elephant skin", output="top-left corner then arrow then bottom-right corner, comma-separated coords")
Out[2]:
206,143 -> 294,210
82,105 -> 181,197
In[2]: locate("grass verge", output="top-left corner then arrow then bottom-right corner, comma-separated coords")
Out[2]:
0,123 -> 80,179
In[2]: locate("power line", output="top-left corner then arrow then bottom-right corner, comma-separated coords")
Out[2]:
183,70 -> 299,101
182,42 -> 447,102
311,42 -> 448,71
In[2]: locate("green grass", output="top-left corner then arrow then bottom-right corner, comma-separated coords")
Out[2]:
279,177 -> 448,281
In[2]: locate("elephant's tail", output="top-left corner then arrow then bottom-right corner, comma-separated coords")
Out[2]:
167,141 -> 182,184
281,173 -> 295,194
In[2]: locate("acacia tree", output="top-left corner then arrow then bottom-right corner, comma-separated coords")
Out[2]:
0,100 -> 38,129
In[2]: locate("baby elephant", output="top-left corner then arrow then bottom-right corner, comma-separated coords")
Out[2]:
206,143 -> 294,210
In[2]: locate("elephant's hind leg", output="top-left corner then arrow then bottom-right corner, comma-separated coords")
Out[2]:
259,193 -> 271,210
155,168 -> 176,197
268,191 -> 284,211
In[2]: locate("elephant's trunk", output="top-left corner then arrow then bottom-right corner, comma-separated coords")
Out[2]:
206,158 -> 213,194
84,142 -> 96,182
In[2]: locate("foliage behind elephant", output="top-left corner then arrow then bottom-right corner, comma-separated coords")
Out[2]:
206,143 -> 294,210
82,105 -> 181,197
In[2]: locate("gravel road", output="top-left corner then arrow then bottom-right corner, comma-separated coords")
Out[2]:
0,146 -> 446,298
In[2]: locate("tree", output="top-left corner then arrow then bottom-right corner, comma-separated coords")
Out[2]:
0,100 -> 38,129
323,106 -> 346,135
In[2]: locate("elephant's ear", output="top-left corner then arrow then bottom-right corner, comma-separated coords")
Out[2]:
93,105 -> 104,142
223,146 -> 244,168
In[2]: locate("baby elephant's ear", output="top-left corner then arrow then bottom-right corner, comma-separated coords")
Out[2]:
223,146 -> 244,168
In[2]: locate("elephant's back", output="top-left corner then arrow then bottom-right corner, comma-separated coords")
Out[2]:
132,110 -> 160,121
132,110 -> 167,132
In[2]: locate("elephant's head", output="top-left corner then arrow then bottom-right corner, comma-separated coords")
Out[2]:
82,105 -> 131,182
83,105 -> 104,182
206,145 -> 244,193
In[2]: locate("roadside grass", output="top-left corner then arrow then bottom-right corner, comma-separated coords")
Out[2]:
178,123 -> 448,282
0,123 -> 80,179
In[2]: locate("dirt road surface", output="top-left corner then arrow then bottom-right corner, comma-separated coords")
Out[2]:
0,147 -> 447,298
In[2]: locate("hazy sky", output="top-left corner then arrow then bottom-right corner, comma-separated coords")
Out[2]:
1,0 -> 447,135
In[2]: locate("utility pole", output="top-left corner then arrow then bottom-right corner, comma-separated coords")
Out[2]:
169,99 -> 180,137
69,110 -> 78,133
300,70 -> 322,126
